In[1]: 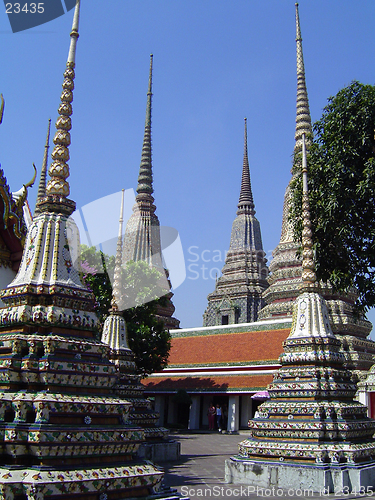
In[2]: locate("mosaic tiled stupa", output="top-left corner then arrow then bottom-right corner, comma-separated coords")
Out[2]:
102,191 -> 179,462
225,134 -> 375,491
259,3 -> 374,375
0,3 -> 174,497
123,55 -> 179,331
203,118 -> 269,326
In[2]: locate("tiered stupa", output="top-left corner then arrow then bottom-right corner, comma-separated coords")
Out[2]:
102,191 -> 179,462
0,3 -> 173,497
203,118 -> 269,326
225,134 -> 375,491
123,55 -> 179,330
259,3 -> 374,376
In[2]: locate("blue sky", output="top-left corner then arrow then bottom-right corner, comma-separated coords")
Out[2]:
0,1 -> 374,332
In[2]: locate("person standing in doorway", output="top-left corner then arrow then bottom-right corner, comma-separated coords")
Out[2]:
216,404 -> 222,433
207,403 -> 216,431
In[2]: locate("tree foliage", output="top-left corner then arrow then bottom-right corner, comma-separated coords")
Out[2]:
290,81 -> 375,311
80,245 -> 115,325
80,245 -> 171,376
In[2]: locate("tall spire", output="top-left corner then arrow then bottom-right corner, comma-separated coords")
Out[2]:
203,119 -> 268,326
44,0 -> 80,215
102,189 -> 130,351
112,189 -> 125,311
259,4 -> 372,367
301,133 -> 316,287
136,54 -> 154,201
123,54 -> 161,266
237,117 -> 255,216
294,2 -> 312,156
34,118 -> 51,215
259,3 -> 314,321
123,56 -> 180,329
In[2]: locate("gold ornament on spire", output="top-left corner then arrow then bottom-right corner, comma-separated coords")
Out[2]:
46,0 -> 80,202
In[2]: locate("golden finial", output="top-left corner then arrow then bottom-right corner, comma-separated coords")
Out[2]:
46,0 -> 80,206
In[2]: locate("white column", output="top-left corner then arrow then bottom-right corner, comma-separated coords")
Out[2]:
154,395 -> 164,427
240,395 -> 252,428
357,389 -> 370,416
227,395 -> 239,433
188,395 -> 201,430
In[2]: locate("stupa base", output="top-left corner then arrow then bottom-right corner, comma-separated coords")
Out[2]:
225,457 -> 375,493
0,462 -> 164,499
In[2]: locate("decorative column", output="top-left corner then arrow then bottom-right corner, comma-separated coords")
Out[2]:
188,396 -> 201,430
227,395 -> 239,433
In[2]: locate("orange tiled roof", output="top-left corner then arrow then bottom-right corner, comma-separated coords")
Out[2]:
142,374 -> 273,392
168,328 -> 289,365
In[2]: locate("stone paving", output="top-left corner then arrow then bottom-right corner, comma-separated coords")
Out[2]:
159,431 -> 373,500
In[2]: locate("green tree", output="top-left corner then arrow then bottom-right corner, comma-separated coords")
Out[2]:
290,81 -> 375,312
80,245 -> 115,326
80,246 -> 171,376
124,298 -> 171,378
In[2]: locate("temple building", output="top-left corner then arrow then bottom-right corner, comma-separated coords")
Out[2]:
0,3 -> 181,498
203,118 -> 269,326
123,55 -> 179,330
258,3 -> 375,377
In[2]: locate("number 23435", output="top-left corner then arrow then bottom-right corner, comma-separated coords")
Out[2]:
6,3 -> 44,14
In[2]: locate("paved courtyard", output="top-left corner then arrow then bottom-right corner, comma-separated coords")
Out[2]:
159,432 -> 372,500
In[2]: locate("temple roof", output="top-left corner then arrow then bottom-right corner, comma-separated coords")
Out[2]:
168,327 -> 289,366
142,322 -> 290,393
143,374 -> 274,393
